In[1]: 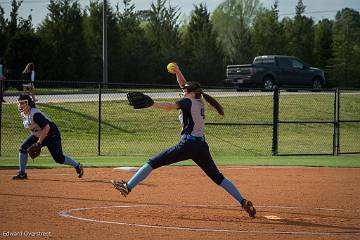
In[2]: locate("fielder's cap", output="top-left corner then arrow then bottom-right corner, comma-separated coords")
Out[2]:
182,81 -> 202,92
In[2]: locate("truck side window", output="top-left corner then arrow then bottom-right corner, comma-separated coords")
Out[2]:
277,58 -> 292,68
291,59 -> 304,69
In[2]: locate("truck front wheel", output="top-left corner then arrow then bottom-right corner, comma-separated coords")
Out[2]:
312,77 -> 323,89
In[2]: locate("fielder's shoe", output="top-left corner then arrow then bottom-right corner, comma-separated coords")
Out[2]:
12,172 -> 28,180
241,199 -> 256,218
111,180 -> 130,197
75,163 -> 84,178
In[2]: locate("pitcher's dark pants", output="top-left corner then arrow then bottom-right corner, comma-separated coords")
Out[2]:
148,135 -> 224,185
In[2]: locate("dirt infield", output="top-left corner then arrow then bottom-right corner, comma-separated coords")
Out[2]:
1,166 -> 359,240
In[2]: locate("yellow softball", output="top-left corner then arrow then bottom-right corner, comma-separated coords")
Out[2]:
167,62 -> 176,74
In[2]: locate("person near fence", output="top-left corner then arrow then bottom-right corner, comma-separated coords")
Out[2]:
21,63 -> 36,101
111,63 -> 256,217
13,94 -> 84,180
0,58 -> 8,102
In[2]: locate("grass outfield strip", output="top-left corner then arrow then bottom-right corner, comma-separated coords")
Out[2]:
0,155 -> 359,168
2,93 -> 359,157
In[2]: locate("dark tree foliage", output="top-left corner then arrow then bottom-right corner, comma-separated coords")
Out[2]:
282,0 -> 315,64
314,19 -> 333,70
115,0 -> 154,84
144,0 -> 182,83
252,0 -> 285,56
181,4 -> 224,86
0,5 -> 7,56
1,0 -> 360,87
0,0 -> 35,80
37,0 -> 91,82
5,33 -> 41,80
327,8 -> 360,87
82,1 -> 104,82
229,18 -> 253,64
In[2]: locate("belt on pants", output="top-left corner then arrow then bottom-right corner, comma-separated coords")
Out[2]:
183,134 -> 205,141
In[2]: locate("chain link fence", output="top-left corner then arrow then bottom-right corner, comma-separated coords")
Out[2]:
0,80 -> 359,157
277,89 -> 337,155
338,90 -> 360,154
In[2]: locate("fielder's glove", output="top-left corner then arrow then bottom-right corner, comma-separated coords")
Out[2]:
127,92 -> 154,109
27,142 -> 42,159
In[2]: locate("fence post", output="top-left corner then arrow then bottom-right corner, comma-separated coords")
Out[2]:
98,83 -> 102,156
272,87 -> 279,156
336,88 -> 340,155
332,89 -> 337,155
0,79 -> 2,156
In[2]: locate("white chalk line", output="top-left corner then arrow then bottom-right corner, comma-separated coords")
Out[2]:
58,204 -> 360,236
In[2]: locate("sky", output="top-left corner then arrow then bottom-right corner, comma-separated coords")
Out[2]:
1,0 -> 360,27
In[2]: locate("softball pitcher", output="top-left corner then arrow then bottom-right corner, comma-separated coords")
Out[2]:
13,94 -> 84,180
112,64 -> 256,217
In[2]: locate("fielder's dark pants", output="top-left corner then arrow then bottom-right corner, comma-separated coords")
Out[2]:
19,131 -> 65,164
147,136 -> 225,185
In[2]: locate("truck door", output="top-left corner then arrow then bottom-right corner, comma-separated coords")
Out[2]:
289,58 -> 313,86
276,57 -> 294,86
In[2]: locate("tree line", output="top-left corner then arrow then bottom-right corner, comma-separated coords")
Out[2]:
1,0 -> 360,87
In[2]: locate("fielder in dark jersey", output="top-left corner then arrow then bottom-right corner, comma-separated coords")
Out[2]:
112,65 -> 256,217
13,94 -> 84,180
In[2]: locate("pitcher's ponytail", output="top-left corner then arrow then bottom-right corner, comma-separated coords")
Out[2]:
183,81 -> 224,116
201,92 -> 224,115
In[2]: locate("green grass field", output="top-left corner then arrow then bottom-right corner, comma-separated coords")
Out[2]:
1,92 -> 359,167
